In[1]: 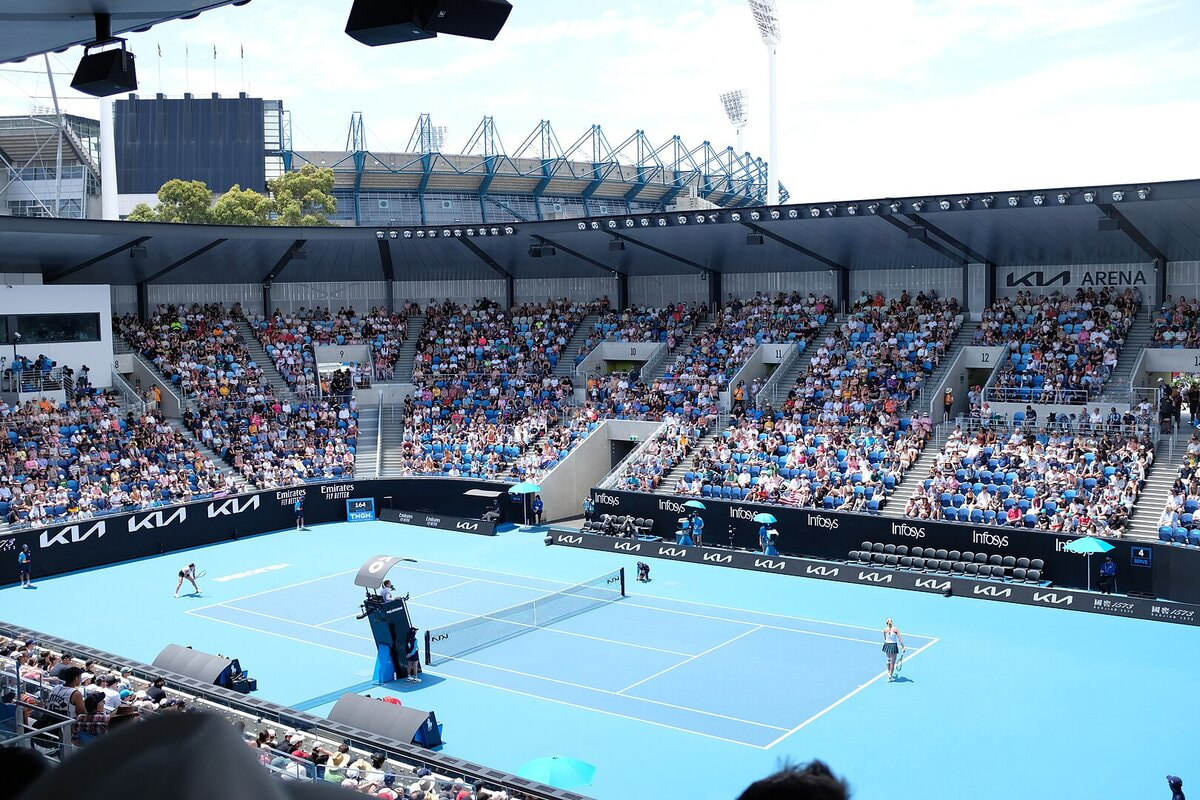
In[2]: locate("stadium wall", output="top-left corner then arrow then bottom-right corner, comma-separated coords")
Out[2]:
993,262 -> 1155,302
850,267 -> 961,304
0,479 -> 507,586
722,271 -> 836,300
394,279 -> 506,307
513,276 -> 614,305
1166,260 -> 1200,299
586,488 -> 1200,606
629,274 -> 707,306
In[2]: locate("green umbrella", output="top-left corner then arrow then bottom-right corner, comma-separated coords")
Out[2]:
517,756 -> 596,789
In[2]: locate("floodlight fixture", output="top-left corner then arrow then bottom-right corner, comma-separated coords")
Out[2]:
577,222 -> 586,230
1032,194 -> 1045,206
846,204 -> 858,216
403,230 -> 413,239
416,230 -> 425,238
640,218 -> 650,227
442,229 -> 451,237
677,215 -> 688,224
824,207 -> 836,217
657,218 -> 667,227
1112,190 -> 1125,202
1083,191 -> 1097,203
956,198 -> 970,209
911,200 -> 924,212
590,221 -> 600,230
720,89 -> 749,153
980,195 -> 994,208
453,229 -> 462,237
1057,193 -> 1070,205
375,230 -> 385,239
708,213 -> 720,223
695,214 -> 705,223
747,0 -> 781,44
866,203 -> 880,214
492,227 -> 501,236
730,212 -> 742,222
809,208 -> 820,218
624,219 -> 635,228
389,230 -> 398,239
607,220 -> 618,229
465,228 -> 475,237
1007,196 -> 1020,207
769,209 -> 780,219
888,201 -> 902,213
749,211 -> 761,221
938,200 -> 951,211
1137,187 -> 1151,200
788,209 -> 799,218
476,227 -> 486,236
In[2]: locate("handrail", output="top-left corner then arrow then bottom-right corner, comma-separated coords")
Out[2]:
755,342 -> 802,410
598,420 -> 670,489
375,390 -> 384,479
110,371 -> 147,415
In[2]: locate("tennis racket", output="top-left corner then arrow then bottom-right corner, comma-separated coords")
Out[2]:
195,569 -> 207,578
895,648 -> 906,675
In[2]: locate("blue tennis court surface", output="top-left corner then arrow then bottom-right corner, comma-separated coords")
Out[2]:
4,520 -> 1197,799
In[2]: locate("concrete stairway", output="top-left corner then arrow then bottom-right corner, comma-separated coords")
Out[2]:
378,409 -> 407,477
233,319 -> 295,399
1126,428 -> 1192,540
912,318 -> 980,414
354,411 -> 380,479
113,335 -> 134,355
882,443 -> 945,518
163,417 -> 251,492
658,430 -> 723,490
555,312 -> 601,379
755,315 -> 842,409
649,320 -> 715,382
390,315 -> 425,382
1100,316 -> 1155,403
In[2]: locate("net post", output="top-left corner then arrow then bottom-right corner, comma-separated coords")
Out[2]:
423,630 -> 431,666
620,566 -> 626,597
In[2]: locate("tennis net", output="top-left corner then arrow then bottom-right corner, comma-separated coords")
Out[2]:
424,567 -> 625,666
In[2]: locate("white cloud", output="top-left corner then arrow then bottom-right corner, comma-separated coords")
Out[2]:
0,0 -> 1194,201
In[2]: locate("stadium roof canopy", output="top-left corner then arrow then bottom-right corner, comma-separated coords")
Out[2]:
0,1 -> 247,65
3,178 -> 1199,287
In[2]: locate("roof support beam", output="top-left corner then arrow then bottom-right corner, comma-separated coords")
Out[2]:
880,215 -> 967,266
607,230 -> 713,276
741,223 -> 845,270
458,238 -> 513,307
140,239 -> 227,284
1096,203 -> 1169,263
262,239 -> 307,284
904,214 -> 993,267
46,236 -> 152,283
532,235 -> 626,277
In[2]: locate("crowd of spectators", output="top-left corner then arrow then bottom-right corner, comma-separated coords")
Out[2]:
247,305 -> 414,395
1,636 -> 526,799
1159,434 -> 1200,544
576,301 -> 707,363
118,304 -> 357,488
975,288 -> 1138,403
0,390 -> 232,526
607,414 -> 707,492
657,291 -> 954,509
397,298 -> 597,480
904,421 -> 1153,536
1152,295 -> 1200,348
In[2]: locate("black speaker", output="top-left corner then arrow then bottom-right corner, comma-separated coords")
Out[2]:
419,0 -> 513,40
71,47 -> 138,97
346,0 -> 437,46
329,693 -> 442,747
152,644 -> 232,685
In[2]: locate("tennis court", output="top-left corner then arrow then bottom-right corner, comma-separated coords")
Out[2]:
4,519 -> 1197,799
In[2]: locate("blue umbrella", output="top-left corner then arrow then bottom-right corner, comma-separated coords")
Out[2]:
1062,536 -> 1114,554
752,512 -> 777,524
508,482 -> 541,495
683,500 -> 706,510
1063,536 -> 1114,591
517,756 -> 596,789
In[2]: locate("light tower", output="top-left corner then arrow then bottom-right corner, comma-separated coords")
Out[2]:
720,90 -> 748,155
747,0 -> 781,205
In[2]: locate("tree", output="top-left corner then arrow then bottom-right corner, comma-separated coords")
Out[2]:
148,179 -> 214,223
269,165 -> 337,226
211,184 -> 273,226
126,203 -> 159,222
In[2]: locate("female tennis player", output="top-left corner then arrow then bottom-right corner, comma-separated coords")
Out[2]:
175,563 -> 201,598
882,618 -> 905,681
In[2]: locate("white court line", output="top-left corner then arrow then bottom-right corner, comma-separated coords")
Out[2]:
429,669 -> 772,749
313,579 -> 479,627
187,568 -> 358,613
208,604 -> 375,642
415,601 -> 694,657
617,625 -> 763,695
188,608 -> 374,660
442,654 -> 788,733
615,599 -> 882,646
760,636 -> 942,749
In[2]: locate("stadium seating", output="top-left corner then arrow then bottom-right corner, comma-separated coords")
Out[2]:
904,422 -> 1152,536
976,288 -> 1138,403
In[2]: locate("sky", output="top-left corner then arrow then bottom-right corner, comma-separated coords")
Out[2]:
0,0 -> 1197,202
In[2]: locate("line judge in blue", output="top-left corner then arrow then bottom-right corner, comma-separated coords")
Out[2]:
689,511 -> 704,546
759,525 -> 779,556
294,496 -> 305,531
